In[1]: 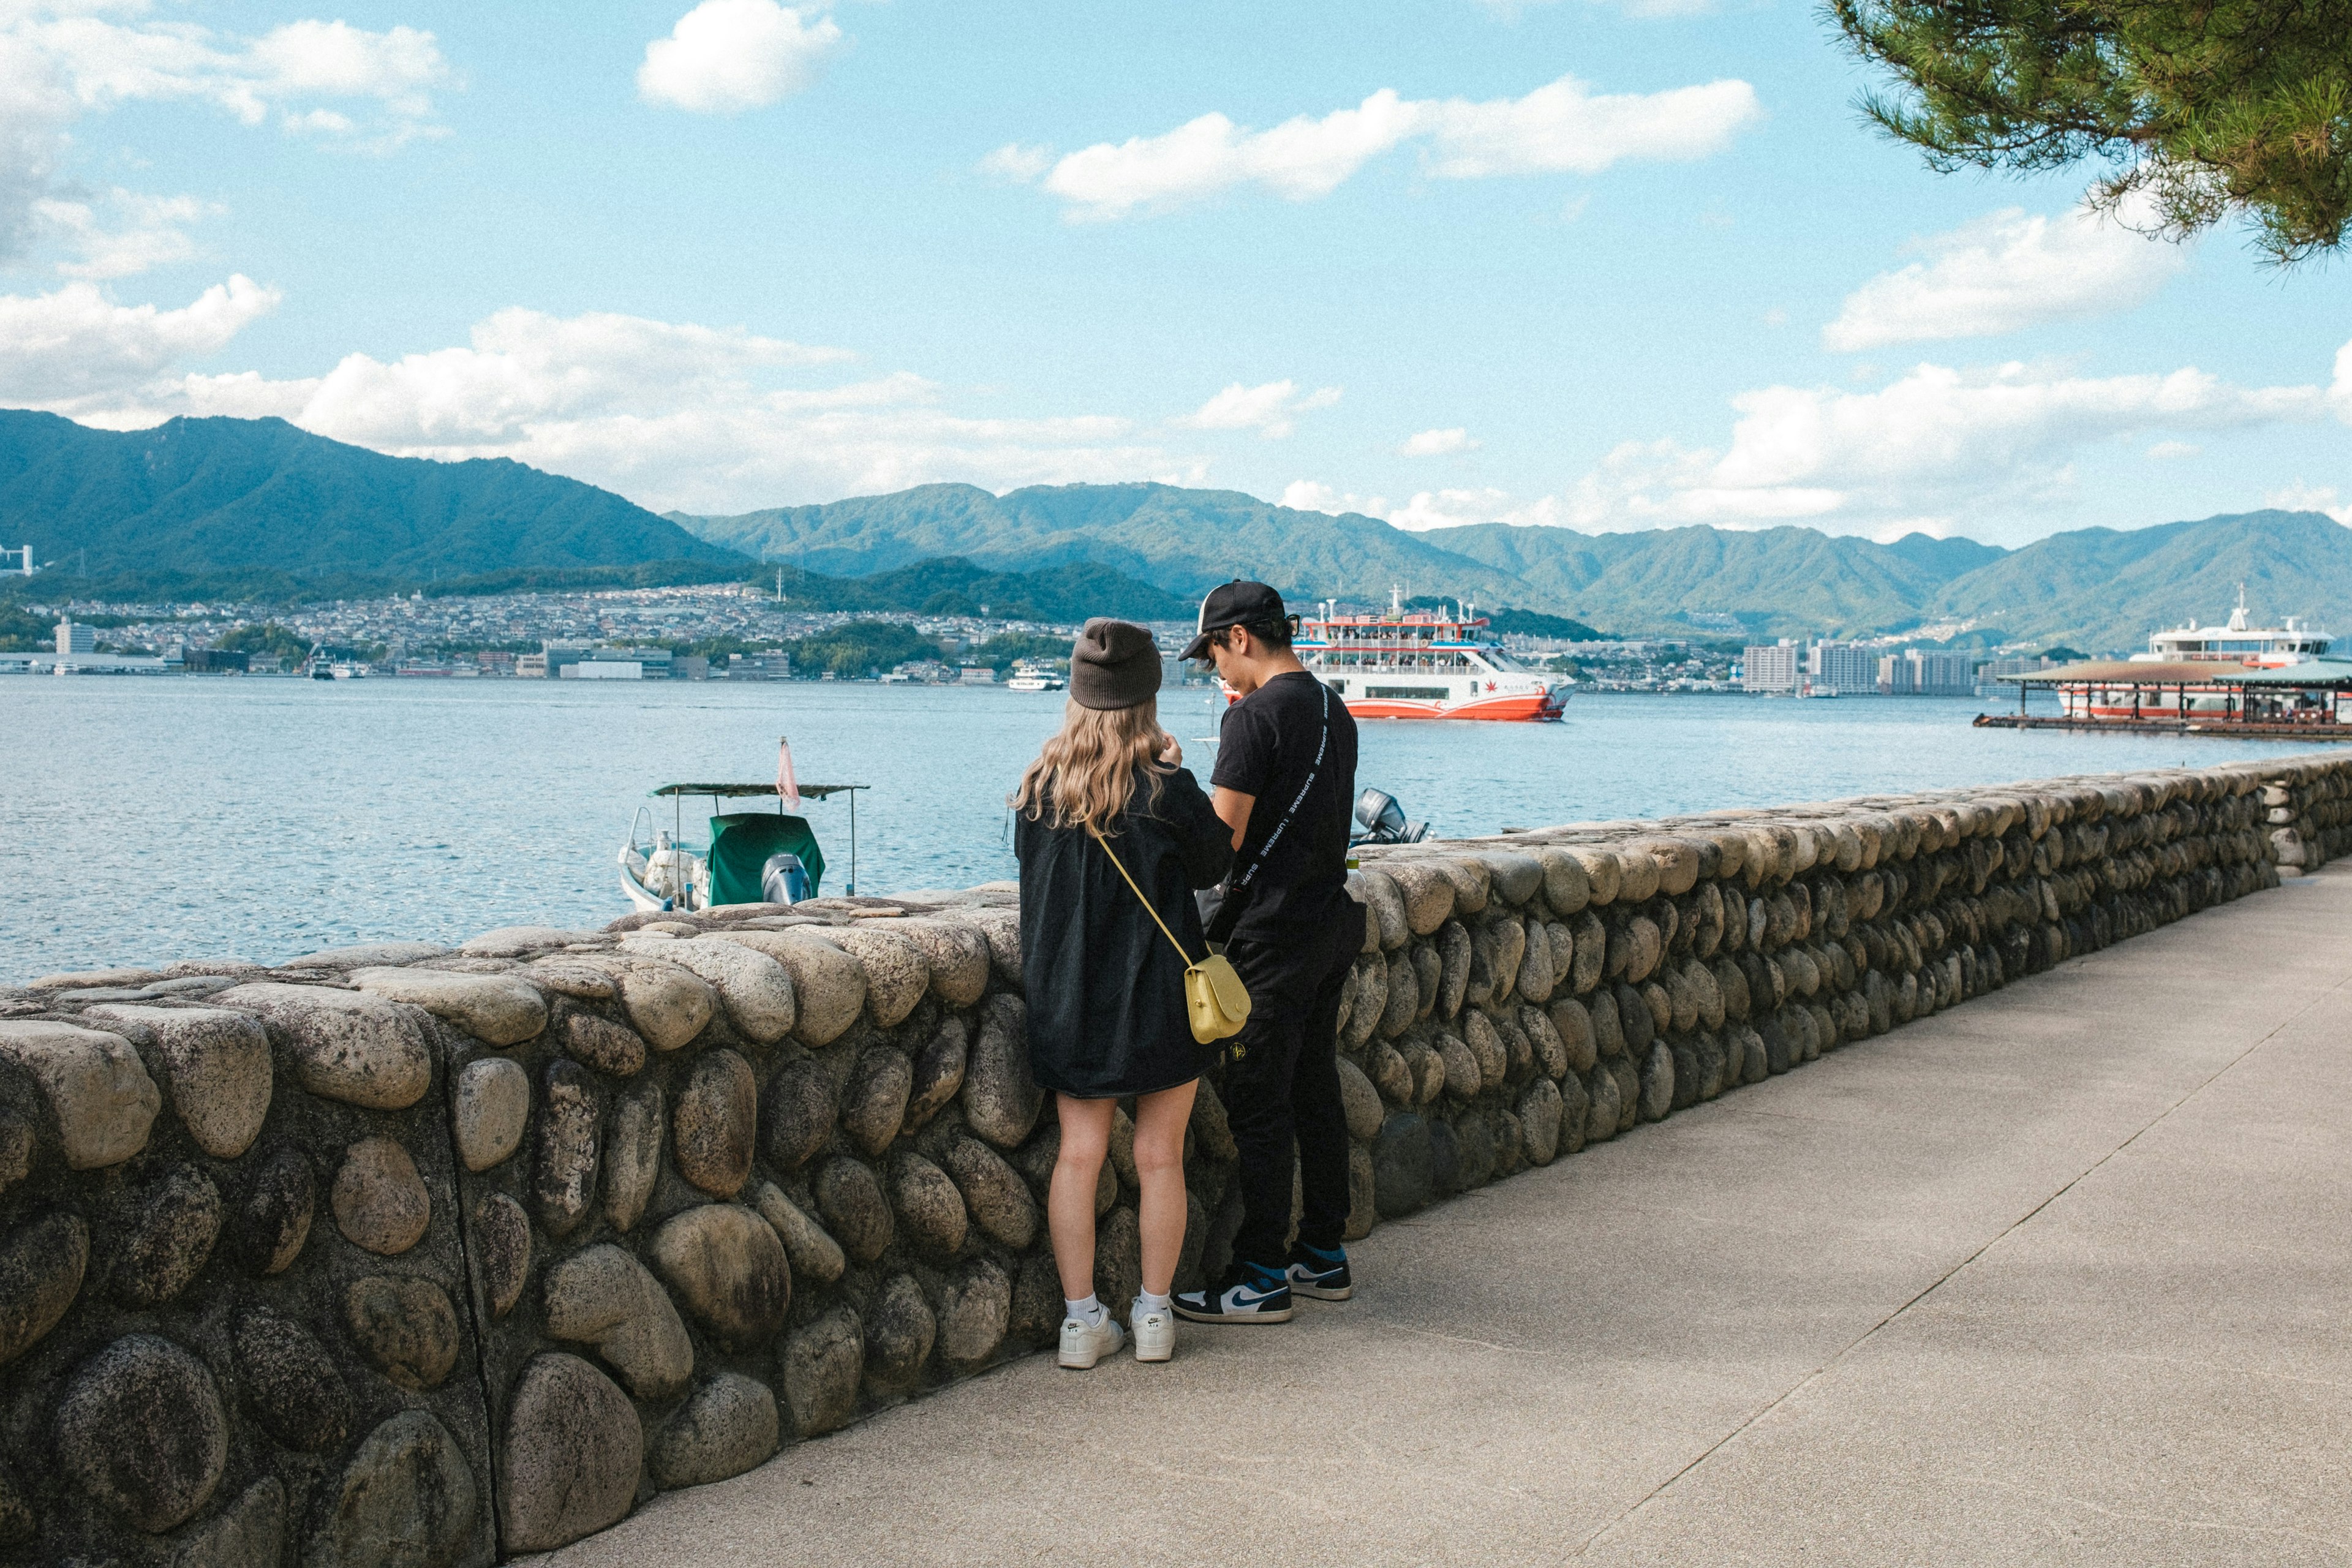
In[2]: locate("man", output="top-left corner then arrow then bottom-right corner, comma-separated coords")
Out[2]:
1172,581 -> 1363,1325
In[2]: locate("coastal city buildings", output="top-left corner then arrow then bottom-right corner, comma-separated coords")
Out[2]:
1807,640 -> 1880,696
1741,639 -> 1802,693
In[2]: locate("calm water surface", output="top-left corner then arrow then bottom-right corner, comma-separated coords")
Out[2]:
3,677 -> 2331,979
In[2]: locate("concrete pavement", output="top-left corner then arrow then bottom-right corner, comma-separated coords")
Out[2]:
537,864 -> 2352,1567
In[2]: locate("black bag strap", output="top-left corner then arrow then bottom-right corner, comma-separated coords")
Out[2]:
1230,679 -> 1331,897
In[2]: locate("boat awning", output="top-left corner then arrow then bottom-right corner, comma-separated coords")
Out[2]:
2000,661 -> 2236,685
2209,660 -> 2352,688
649,783 -> 866,798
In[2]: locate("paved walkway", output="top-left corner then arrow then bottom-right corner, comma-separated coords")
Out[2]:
539,865 -> 2352,1568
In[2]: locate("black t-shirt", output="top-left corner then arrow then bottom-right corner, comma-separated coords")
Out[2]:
1210,670 -> 1359,941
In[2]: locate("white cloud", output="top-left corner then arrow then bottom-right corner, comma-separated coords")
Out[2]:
2264,482 -> 2352,524
638,0 -> 840,113
16,286 -> 1192,514
1176,379 -> 1340,439
1401,426 -> 1477,456
1281,480 -> 1392,516
0,273 -> 277,403
1824,198 -> 2188,352
0,4 -> 450,266
978,142 -> 1053,181
1008,72 -> 1760,219
33,188 -> 216,277
2146,440 -> 2200,460
1360,349 -> 2351,541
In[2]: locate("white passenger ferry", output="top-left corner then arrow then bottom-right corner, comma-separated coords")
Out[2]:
1257,591 -> 1568,721
2059,590 -> 2334,720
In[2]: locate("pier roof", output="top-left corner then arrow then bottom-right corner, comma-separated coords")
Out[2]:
2210,658 -> 2352,688
2002,660 -> 2234,685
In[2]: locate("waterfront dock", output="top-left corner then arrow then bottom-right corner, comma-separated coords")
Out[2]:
1977,711 -> 2352,741
536,862 -> 2352,1568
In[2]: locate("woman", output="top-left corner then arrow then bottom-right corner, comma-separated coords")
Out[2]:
1013,617 -> 1234,1368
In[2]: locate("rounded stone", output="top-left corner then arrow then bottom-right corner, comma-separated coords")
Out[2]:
333,1136 -> 431,1257
960,995 -> 1041,1149
675,1049 -> 757,1197
652,1204 -> 791,1348
783,1308 -> 863,1438
900,919 -> 992,1006
1518,1078 -> 1563,1166
1640,1040 -> 1676,1121
603,1080 -> 665,1233
542,1244 -> 694,1401
863,1273 -> 936,1393
500,1354 -> 644,1552
710,929 -> 867,1046
890,1151 -> 967,1254
475,1193 -> 532,1319
453,1056 -> 529,1172
1335,1056 -> 1383,1142
0,1020 -> 159,1168
815,1156 -> 894,1264
1585,1066 -> 1622,1142
938,1260 -> 1011,1365
1452,1112 -> 1498,1189
610,959 -> 718,1050
903,1017 -> 970,1133
1371,1113 -> 1433,1217
533,1059 -> 601,1236
1438,1033 -> 1482,1101
0,1211 -> 88,1367
842,1047 -> 914,1156
232,1144 -> 314,1275
232,1306 -> 351,1453
58,1334 -> 226,1532
1345,1141 -> 1378,1240
173,1476 -> 284,1568
345,1275 -> 461,1390
309,1409 -> 480,1568
652,1373 -> 780,1491
759,1056 -> 837,1173
82,1004 -> 271,1159
824,925 -> 929,1027
214,983 -> 431,1111
566,1012 -> 647,1077
755,1182 -> 846,1283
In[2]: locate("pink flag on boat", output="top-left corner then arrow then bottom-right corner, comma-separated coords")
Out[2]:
775,736 -> 802,811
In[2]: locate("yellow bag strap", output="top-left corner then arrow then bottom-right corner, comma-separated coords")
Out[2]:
1089,829 -> 1199,968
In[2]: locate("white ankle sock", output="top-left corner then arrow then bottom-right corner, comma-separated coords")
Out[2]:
1065,1294 -> 1106,1327
1136,1290 -> 1172,1315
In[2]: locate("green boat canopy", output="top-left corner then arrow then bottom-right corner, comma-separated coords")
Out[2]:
707,813 -> 827,906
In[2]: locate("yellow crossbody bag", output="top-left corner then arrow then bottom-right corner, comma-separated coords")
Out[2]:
1091,829 -> 1252,1046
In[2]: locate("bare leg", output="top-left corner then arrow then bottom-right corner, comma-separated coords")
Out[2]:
1049,1095 -> 1114,1303
1131,1079 -> 1198,1298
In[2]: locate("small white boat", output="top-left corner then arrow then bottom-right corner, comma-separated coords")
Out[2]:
1005,661 -> 1065,693
619,781 -> 867,914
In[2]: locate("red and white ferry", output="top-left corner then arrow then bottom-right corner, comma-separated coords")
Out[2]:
1243,591 -> 1569,721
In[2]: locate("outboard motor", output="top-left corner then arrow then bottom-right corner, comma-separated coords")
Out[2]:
761,853 -> 813,905
1352,788 -> 1430,846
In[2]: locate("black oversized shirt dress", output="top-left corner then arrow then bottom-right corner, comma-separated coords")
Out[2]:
1015,766 -> 1234,1098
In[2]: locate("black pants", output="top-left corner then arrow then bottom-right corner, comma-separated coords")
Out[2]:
1223,902 -> 1365,1270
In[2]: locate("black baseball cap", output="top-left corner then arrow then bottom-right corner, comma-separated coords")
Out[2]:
1180,579 -> 1287,661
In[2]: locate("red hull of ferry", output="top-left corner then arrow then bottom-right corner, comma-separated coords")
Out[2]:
1342,690 -> 1564,722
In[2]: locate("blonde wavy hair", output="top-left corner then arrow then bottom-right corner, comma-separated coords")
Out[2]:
1011,697 -> 1170,836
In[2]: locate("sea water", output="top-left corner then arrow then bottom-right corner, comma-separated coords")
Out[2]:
2,677 -> 2332,979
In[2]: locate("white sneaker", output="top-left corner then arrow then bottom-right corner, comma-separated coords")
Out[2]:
1058,1311 -> 1125,1369
1132,1302 -> 1175,1363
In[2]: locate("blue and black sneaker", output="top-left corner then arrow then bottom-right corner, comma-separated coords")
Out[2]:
1173,1261 -> 1294,1324
1286,1242 -> 1353,1302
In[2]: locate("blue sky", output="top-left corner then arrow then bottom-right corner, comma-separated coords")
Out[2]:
2,0 -> 2348,546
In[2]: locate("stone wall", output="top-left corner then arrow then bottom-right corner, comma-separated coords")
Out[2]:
0,753 -> 2342,1564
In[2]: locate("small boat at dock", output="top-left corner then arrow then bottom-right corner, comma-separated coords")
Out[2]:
620,780 -> 867,914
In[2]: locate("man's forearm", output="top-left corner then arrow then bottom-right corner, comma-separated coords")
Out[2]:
1212,787 -> 1254,852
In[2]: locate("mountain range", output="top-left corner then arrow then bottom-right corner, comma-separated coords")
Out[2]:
4,409 -> 2348,652
677,484 -> 2352,651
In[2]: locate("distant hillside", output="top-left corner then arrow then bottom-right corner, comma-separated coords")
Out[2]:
0,410 -> 741,596
672,482 -> 1536,609
758,556 -> 1191,623
677,484 -> 2352,650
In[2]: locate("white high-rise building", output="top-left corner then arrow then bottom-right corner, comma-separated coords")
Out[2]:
1807,641 -> 1879,695
55,620 -> 93,656
1742,640 -> 1800,693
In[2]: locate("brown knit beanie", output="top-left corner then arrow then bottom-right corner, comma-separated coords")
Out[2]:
1068,618 -> 1163,710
